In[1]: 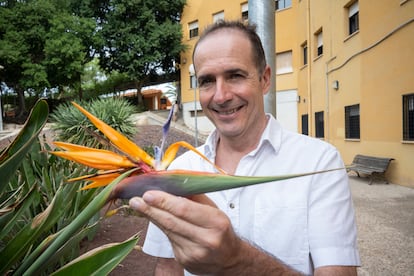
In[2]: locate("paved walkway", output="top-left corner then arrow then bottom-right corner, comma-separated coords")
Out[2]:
349,176 -> 414,275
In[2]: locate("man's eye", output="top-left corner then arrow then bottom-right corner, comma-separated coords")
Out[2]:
199,79 -> 213,87
229,74 -> 243,80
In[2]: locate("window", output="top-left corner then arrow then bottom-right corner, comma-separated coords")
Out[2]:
213,11 -> 224,23
403,94 -> 414,141
315,111 -> 324,138
276,51 -> 293,74
347,1 -> 359,35
189,21 -> 199,39
315,30 -> 323,56
241,3 -> 248,21
345,104 -> 360,139
301,42 -> 308,66
302,114 -> 309,135
275,0 -> 292,10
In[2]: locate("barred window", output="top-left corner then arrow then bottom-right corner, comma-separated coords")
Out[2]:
315,111 -> 324,138
302,114 -> 309,135
403,94 -> 414,141
345,104 -> 360,139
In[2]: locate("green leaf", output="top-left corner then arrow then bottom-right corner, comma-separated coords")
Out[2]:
112,168 -> 345,199
51,233 -> 140,276
23,169 -> 137,275
0,99 -> 49,194
0,184 -> 67,274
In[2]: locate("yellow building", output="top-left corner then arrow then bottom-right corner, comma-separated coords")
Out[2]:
179,0 -> 414,188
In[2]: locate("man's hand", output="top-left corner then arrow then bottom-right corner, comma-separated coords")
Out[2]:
129,191 -> 243,274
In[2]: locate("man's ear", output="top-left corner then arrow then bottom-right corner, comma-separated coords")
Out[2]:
261,65 -> 272,95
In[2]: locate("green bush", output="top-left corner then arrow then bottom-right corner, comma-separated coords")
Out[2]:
50,97 -> 137,147
0,100 -> 139,275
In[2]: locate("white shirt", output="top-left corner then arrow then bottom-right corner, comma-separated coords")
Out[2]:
143,115 -> 360,275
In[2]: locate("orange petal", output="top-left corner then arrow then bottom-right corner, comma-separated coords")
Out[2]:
54,141 -> 103,152
72,102 -> 155,167
78,173 -> 121,190
51,149 -> 136,170
161,141 -> 226,174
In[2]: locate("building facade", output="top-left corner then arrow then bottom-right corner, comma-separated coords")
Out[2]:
179,0 -> 414,188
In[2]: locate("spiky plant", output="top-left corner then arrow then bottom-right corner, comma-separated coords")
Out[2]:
50,98 -> 137,148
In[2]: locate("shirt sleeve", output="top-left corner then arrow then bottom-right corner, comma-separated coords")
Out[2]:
308,148 -> 360,267
142,221 -> 175,258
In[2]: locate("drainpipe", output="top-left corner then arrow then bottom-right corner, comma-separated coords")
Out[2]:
325,56 -> 336,143
306,0 -> 312,136
249,0 -> 276,117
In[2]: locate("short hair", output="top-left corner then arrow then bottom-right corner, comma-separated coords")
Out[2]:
192,20 -> 267,75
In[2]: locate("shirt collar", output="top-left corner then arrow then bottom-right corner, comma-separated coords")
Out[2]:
203,114 -> 282,158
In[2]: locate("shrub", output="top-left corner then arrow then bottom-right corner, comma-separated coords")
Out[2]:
50,97 -> 137,147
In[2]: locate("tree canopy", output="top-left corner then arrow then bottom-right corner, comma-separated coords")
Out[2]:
0,0 -> 186,118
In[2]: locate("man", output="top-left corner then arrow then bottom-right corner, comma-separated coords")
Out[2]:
129,20 -> 360,275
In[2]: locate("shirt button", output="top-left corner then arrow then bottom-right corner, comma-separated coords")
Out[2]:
229,203 -> 235,209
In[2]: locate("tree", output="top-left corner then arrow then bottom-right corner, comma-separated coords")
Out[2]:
0,0 -> 96,119
95,0 -> 186,104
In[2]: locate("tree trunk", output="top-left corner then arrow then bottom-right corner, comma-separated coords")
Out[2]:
16,87 -> 26,121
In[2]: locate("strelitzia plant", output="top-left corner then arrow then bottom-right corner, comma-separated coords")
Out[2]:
51,102 -> 343,201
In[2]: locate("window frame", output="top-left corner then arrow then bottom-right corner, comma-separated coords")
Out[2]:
241,3 -> 248,21
315,111 -> 325,138
347,1 -> 359,35
275,0 -> 292,11
301,41 -> 308,66
403,93 -> 414,141
213,11 -> 224,23
315,29 -> 323,57
345,104 -> 360,139
301,114 -> 309,135
188,20 -> 199,39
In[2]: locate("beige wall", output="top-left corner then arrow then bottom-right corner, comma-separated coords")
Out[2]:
180,0 -> 414,187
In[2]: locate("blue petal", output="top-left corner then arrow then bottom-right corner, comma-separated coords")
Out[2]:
159,105 -> 175,155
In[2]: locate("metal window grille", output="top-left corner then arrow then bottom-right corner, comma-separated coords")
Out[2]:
345,104 -> 360,139
403,94 -> 414,141
302,114 -> 309,135
315,111 -> 324,138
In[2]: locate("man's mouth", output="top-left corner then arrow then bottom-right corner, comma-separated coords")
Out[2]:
215,106 -> 243,115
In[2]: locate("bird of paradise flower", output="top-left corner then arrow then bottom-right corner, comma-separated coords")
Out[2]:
51,102 -> 343,200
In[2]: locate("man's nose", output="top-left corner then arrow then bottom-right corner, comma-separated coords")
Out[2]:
213,78 -> 232,104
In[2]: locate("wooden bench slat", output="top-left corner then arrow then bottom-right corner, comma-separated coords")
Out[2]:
347,154 -> 394,184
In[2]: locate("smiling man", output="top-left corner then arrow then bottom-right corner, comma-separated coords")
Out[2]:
130,20 -> 360,275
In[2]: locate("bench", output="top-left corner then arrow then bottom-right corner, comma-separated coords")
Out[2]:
347,154 -> 394,184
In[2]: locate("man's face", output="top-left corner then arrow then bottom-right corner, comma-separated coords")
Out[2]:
193,29 -> 270,139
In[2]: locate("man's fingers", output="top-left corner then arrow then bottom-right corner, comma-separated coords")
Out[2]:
188,194 -> 217,207
141,191 -> 223,228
